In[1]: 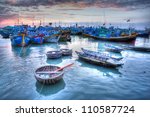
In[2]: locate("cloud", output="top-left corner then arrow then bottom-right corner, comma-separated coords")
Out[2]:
0,0 -> 150,9
0,0 -> 150,25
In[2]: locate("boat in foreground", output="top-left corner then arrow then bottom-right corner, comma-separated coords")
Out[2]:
76,51 -> 123,68
35,65 -> 64,84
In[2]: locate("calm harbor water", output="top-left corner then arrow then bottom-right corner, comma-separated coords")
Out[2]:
0,35 -> 150,100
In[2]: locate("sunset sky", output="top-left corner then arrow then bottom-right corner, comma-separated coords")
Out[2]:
0,0 -> 150,28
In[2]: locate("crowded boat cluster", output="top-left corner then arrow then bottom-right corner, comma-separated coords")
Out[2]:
0,24 -> 150,85
0,24 -> 150,46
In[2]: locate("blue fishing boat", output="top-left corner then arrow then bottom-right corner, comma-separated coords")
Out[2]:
31,37 -> 44,44
0,30 -> 10,38
11,33 -> 31,47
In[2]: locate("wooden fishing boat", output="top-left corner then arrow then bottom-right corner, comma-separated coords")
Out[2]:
31,37 -> 44,44
44,34 -> 60,43
82,33 -> 137,42
46,50 -> 62,59
76,51 -> 123,68
34,65 -> 64,84
81,48 -> 123,61
11,33 -> 31,47
30,34 -> 44,44
104,44 -> 123,53
60,49 -> 72,56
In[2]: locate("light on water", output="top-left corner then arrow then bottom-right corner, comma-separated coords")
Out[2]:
0,36 -> 150,100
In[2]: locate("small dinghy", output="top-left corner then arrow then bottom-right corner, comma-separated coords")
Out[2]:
60,49 -> 72,56
34,63 -> 74,85
46,50 -> 62,59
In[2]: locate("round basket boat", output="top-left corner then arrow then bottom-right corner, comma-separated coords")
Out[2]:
60,49 -> 72,56
34,65 -> 64,85
46,50 -> 62,59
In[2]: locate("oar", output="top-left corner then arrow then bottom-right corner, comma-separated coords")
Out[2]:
56,63 -> 74,71
36,63 -> 74,74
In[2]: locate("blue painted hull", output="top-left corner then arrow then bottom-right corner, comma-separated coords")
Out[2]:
11,36 -> 31,47
31,37 -> 44,44
0,31 -> 10,38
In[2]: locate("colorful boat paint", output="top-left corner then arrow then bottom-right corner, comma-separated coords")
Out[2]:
11,34 -> 31,47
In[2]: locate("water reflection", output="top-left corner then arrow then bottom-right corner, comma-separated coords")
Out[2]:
134,37 -> 150,47
11,46 -> 31,57
35,79 -> 66,96
46,58 -> 63,65
78,60 -> 121,77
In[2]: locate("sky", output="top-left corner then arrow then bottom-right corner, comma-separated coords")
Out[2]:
0,0 -> 150,28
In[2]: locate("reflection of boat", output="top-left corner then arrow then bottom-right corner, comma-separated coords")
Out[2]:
121,45 -> 150,52
82,33 -> 136,42
46,58 -> 63,65
46,50 -> 62,59
76,51 -> 123,68
128,46 -> 150,52
79,60 -> 121,76
35,65 -> 64,85
11,46 -> 31,57
35,79 -> 65,96
60,49 -> 72,56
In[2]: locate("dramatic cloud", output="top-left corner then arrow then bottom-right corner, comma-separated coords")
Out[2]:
0,0 -> 150,9
0,0 -> 150,26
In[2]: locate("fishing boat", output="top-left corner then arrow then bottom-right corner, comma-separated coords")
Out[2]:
30,34 -> 44,44
0,30 -> 10,38
44,34 -> 60,43
81,48 -> 123,61
82,33 -> 137,42
31,37 -> 44,44
104,44 -> 124,53
60,49 -> 72,56
46,50 -> 62,59
34,65 -> 64,84
11,33 -> 31,47
76,51 -> 123,67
